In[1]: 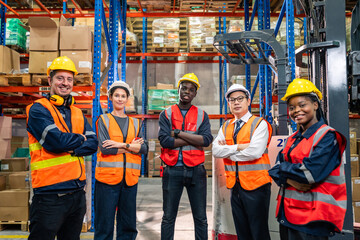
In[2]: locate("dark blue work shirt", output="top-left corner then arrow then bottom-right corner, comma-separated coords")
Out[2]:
158,105 -> 213,166
269,119 -> 342,237
27,102 -> 98,194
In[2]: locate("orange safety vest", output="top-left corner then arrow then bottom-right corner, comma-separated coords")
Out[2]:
222,115 -> 272,190
26,98 -> 86,189
95,114 -> 141,186
276,124 -> 347,232
160,105 -> 205,167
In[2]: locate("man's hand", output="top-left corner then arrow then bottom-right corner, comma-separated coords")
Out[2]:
170,131 -> 175,138
102,140 -> 125,149
287,179 -> 312,192
237,143 -> 250,151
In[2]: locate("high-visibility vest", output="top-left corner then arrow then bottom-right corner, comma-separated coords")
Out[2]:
160,105 -> 205,167
95,114 -> 141,186
222,115 -> 272,190
26,98 -> 86,189
276,124 -> 347,232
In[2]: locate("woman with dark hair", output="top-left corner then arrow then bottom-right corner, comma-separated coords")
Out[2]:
268,78 -> 347,240
94,81 -> 148,240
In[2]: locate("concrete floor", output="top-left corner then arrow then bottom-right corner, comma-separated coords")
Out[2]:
0,177 -> 280,240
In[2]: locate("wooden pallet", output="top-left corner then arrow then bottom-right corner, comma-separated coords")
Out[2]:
0,74 -> 32,86
0,221 -> 28,231
189,46 -> 216,53
31,74 -> 93,86
150,47 -> 179,53
148,169 -> 161,178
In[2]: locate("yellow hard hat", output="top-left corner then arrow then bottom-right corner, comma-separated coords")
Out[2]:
47,56 -> 78,76
281,78 -> 323,101
177,73 -> 200,89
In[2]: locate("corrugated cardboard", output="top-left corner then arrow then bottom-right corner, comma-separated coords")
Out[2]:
60,26 -> 92,50
61,50 -> 92,74
0,139 -> 11,159
352,154 -> 360,177
0,116 -> 12,139
0,45 -> 12,73
0,189 -> 29,207
9,172 -> 29,189
0,206 -> 28,221
352,177 -> 360,201
28,17 -> 59,51
1,157 -> 28,172
354,202 -> 360,223
350,132 -> 357,154
0,175 -> 5,190
29,51 -> 59,74
11,49 -> 20,73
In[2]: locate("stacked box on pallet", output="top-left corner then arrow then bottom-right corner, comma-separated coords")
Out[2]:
152,18 -> 180,52
351,131 -> 360,222
228,20 -> 243,33
147,139 -> 162,177
0,156 -> 29,230
0,116 -> 12,159
148,84 -> 178,112
5,19 -> 28,51
119,29 -> 139,53
0,45 -> 20,75
188,17 -> 216,52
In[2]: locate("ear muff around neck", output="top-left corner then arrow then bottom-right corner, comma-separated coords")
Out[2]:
48,94 -> 75,107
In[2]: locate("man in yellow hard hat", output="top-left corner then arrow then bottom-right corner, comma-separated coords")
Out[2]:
158,73 -> 213,240
26,56 -> 98,240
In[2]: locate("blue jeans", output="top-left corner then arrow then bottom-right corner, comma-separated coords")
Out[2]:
94,180 -> 138,240
28,190 -> 86,240
161,165 -> 208,240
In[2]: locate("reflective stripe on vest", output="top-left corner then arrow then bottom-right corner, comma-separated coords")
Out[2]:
278,124 -> 347,231
32,155 -> 84,171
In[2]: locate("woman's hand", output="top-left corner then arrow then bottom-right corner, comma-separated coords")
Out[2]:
287,179 -> 312,192
102,140 -> 125,149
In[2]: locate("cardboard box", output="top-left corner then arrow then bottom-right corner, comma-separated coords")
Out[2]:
1,157 -> 28,172
354,202 -> 360,223
0,206 -> 28,221
61,50 -> 92,74
60,26 -> 92,50
350,132 -> 357,154
11,136 -> 29,155
0,45 -> 12,73
28,17 -> 60,51
351,154 -> 360,177
0,139 -> 11,159
352,177 -> 360,201
29,51 -> 59,74
11,49 -> 20,73
0,189 -> 29,207
0,116 -> 12,139
0,175 -> 5,191
9,172 -> 29,189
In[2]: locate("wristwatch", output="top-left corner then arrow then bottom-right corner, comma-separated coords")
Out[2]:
174,129 -> 181,138
125,143 -> 130,149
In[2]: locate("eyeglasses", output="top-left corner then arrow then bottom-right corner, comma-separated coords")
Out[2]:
228,96 -> 246,103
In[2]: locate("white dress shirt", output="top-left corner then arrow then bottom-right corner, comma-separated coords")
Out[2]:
212,111 -> 269,162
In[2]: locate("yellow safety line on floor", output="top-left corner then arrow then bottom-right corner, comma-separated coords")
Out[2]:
0,236 -> 93,239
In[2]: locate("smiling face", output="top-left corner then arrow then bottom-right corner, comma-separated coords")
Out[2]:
288,95 -> 319,130
48,70 -> 74,98
228,90 -> 250,119
178,81 -> 197,105
110,87 -> 128,111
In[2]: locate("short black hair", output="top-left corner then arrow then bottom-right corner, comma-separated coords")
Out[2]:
109,86 -> 130,98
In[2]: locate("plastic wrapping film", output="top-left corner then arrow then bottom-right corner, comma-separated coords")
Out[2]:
188,17 -> 217,49
152,18 -> 180,48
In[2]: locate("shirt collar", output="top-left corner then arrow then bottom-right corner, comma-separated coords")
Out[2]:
294,118 -> 325,139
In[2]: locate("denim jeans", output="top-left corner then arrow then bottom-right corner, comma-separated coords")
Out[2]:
94,180 -> 138,240
161,165 -> 208,240
28,190 -> 86,240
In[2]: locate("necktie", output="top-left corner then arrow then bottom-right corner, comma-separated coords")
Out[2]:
233,119 -> 243,142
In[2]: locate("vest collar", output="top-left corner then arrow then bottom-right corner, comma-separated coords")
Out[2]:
295,118 -> 326,139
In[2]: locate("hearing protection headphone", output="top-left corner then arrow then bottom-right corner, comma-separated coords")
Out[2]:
47,93 -> 75,107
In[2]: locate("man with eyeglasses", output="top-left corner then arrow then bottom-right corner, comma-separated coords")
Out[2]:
212,84 -> 272,240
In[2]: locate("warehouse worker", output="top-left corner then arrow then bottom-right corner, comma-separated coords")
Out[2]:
268,79 -> 347,240
158,73 -> 213,240
26,56 -> 98,240
212,84 -> 272,240
94,81 -> 148,240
